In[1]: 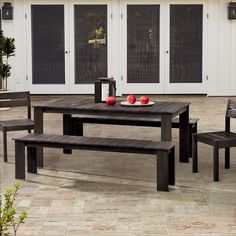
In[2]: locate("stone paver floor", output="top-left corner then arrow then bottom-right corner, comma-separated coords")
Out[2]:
0,95 -> 236,236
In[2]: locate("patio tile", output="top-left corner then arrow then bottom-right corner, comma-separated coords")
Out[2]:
0,95 -> 236,235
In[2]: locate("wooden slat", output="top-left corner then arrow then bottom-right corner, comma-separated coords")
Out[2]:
0,119 -> 34,132
72,114 -> 198,126
14,134 -> 174,153
228,100 -> 236,109
227,109 -> 236,119
226,100 -> 236,119
0,91 -> 29,100
196,131 -> 236,147
202,131 -> 236,140
33,97 -> 190,116
0,119 -> 33,127
0,99 -> 28,108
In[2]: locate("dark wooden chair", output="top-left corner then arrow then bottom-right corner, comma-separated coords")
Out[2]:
192,100 -> 236,181
0,91 -> 34,162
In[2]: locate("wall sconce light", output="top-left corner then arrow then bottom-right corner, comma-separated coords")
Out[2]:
2,2 -> 13,20
228,2 -> 236,19
95,78 -> 116,103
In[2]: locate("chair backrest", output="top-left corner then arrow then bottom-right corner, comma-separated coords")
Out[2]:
0,91 -> 31,119
225,100 -> 236,131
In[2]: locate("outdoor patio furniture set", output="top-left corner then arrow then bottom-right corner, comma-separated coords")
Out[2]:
0,91 -> 235,191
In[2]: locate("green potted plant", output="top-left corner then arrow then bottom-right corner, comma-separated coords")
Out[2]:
0,182 -> 30,236
0,30 -> 15,91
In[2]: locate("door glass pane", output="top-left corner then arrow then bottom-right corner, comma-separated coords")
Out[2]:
74,5 -> 107,84
127,5 -> 160,83
170,5 -> 203,83
31,5 -> 65,84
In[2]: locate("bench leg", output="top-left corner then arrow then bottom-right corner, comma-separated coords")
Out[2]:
192,134 -> 198,173
213,146 -> 219,182
63,114 -> 73,154
225,148 -> 230,169
190,124 -> 197,158
27,147 -> 37,174
189,124 -> 197,158
157,152 -> 169,191
15,141 -> 26,179
34,107 -> 44,168
168,147 -> 175,185
3,130 -> 7,162
188,125 -> 193,158
74,121 -> 84,136
193,123 -> 198,134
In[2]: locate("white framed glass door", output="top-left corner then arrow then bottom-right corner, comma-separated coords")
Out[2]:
25,0 -> 207,95
69,0 -> 113,94
121,0 -> 165,94
26,0 -> 70,94
164,1 -> 207,94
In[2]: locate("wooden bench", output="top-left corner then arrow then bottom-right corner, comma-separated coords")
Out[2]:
14,134 -> 175,191
69,115 -> 198,156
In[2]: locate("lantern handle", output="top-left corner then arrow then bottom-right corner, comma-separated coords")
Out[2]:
110,77 -> 117,91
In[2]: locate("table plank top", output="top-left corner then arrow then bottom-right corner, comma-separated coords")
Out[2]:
34,97 -> 190,116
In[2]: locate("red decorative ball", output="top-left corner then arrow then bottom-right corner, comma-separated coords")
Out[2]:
127,94 -> 136,104
140,96 -> 149,104
106,96 -> 116,105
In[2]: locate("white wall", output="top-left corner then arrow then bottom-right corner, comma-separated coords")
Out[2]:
2,0 -> 236,95
1,0 -> 26,91
207,0 -> 236,96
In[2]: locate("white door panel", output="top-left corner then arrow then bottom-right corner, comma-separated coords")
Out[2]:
121,0 -> 165,94
69,0 -> 113,94
26,0 -> 70,94
164,1 -> 207,94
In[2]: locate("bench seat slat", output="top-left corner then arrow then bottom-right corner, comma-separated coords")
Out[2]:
0,119 -> 34,132
196,131 -> 236,148
72,114 -> 199,126
14,134 -> 174,152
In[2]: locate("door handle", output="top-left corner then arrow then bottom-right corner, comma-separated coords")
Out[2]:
165,51 -> 169,54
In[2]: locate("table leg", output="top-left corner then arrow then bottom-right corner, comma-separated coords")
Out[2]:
157,152 -> 169,191
179,106 -> 189,163
63,114 -> 72,154
34,107 -> 44,167
161,114 -> 173,189
161,114 -> 172,141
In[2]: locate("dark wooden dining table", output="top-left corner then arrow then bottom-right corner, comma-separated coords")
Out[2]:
33,97 -> 190,167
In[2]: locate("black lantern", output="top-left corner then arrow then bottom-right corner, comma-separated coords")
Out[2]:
228,2 -> 236,19
2,2 -> 13,20
95,77 -> 116,103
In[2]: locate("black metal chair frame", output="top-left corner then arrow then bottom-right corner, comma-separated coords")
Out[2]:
0,91 -> 34,162
193,100 -> 236,181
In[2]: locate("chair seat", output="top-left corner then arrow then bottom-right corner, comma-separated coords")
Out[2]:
195,131 -> 236,148
0,119 -> 34,132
